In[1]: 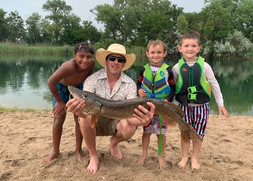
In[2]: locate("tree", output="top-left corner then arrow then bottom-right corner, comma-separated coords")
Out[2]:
60,13 -> 82,45
81,21 -> 101,44
92,0 -> 182,46
6,11 -> 25,43
26,13 -> 43,44
0,9 -> 8,41
92,4 -> 123,42
234,0 -> 253,41
177,13 -> 189,34
42,0 -> 72,44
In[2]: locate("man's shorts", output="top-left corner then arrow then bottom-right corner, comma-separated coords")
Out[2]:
52,82 -> 83,106
143,115 -> 168,134
95,116 -> 119,136
179,103 -> 210,139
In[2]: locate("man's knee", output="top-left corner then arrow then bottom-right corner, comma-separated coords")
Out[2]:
117,120 -> 136,139
79,116 -> 91,128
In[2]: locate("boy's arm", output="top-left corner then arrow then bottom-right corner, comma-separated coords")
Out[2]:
204,62 -> 228,118
136,67 -> 146,97
204,62 -> 224,106
136,67 -> 145,91
48,60 -> 74,103
166,68 -> 175,102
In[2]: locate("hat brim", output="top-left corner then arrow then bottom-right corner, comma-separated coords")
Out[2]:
95,48 -> 136,71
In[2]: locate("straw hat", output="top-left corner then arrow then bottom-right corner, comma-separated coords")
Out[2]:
95,43 -> 136,71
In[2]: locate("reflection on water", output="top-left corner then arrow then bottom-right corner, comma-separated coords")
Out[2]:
0,55 -> 253,116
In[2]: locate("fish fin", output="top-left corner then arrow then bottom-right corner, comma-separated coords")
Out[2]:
166,102 -> 185,118
162,116 -> 177,127
90,116 -> 98,128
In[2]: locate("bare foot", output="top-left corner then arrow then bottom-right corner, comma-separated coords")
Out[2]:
42,152 -> 59,164
110,144 -> 123,159
75,149 -> 85,160
87,154 -> 99,173
177,157 -> 188,169
158,156 -> 168,169
136,155 -> 147,166
110,137 -> 123,159
191,158 -> 200,170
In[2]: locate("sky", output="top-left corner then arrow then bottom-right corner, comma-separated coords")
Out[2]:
0,0 -> 205,29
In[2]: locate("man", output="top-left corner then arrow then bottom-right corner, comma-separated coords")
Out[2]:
66,43 -> 155,173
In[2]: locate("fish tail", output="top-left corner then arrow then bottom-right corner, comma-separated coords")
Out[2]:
180,126 -> 202,143
189,127 -> 203,142
180,130 -> 191,143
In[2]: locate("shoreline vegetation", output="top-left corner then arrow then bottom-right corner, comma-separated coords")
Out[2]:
0,42 -> 74,56
0,42 -> 147,58
0,42 -> 252,61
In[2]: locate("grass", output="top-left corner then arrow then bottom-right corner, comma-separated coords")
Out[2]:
0,106 -> 50,113
0,42 -> 73,56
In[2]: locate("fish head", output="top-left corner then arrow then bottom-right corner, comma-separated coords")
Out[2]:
68,85 -> 101,115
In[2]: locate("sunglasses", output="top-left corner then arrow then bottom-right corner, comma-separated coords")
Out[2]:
108,55 -> 126,63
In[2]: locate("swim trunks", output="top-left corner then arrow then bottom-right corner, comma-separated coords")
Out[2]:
143,115 -> 168,134
95,116 -> 119,136
52,82 -> 83,106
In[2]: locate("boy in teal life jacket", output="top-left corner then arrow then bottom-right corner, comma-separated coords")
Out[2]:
172,30 -> 228,170
136,40 -> 175,169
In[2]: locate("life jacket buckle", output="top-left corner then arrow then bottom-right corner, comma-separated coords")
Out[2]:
187,93 -> 197,100
187,86 -> 197,93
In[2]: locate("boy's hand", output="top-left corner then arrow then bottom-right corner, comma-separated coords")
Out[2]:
53,101 -> 66,115
138,88 -> 147,98
219,106 -> 228,118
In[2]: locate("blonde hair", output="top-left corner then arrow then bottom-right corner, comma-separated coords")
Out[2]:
180,30 -> 201,45
146,40 -> 167,52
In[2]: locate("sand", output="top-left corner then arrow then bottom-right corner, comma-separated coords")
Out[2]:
0,111 -> 253,181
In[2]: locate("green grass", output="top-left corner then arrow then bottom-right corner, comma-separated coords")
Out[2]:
0,42 -> 73,56
0,106 -> 50,112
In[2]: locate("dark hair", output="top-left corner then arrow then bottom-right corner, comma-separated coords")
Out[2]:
74,42 -> 94,54
180,30 -> 201,45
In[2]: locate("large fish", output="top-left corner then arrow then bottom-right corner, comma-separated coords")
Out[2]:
68,86 -> 202,142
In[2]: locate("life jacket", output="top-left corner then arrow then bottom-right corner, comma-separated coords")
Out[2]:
141,63 -> 171,100
175,56 -> 211,104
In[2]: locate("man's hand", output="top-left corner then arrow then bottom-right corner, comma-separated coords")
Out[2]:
133,102 -> 155,126
66,97 -> 87,118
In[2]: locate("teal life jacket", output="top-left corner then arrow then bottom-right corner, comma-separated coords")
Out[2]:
141,63 -> 171,100
175,56 -> 211,104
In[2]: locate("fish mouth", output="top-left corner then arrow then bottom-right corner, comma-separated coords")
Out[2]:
68,85 -> 80,98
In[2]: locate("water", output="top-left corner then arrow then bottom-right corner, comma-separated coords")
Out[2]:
0,55 -> 253,116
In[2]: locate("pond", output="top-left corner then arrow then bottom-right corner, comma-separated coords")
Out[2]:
0,55 -> 253,116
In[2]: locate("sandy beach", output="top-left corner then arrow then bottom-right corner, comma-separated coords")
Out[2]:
0,110 -> 253,181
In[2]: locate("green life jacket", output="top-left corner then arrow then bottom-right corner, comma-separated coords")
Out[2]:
175,56 -> 211,104
141,63 -> 171,100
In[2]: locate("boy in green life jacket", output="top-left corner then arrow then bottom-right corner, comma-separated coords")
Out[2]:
172,30 -> 228,170
136,40 -> 175,169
